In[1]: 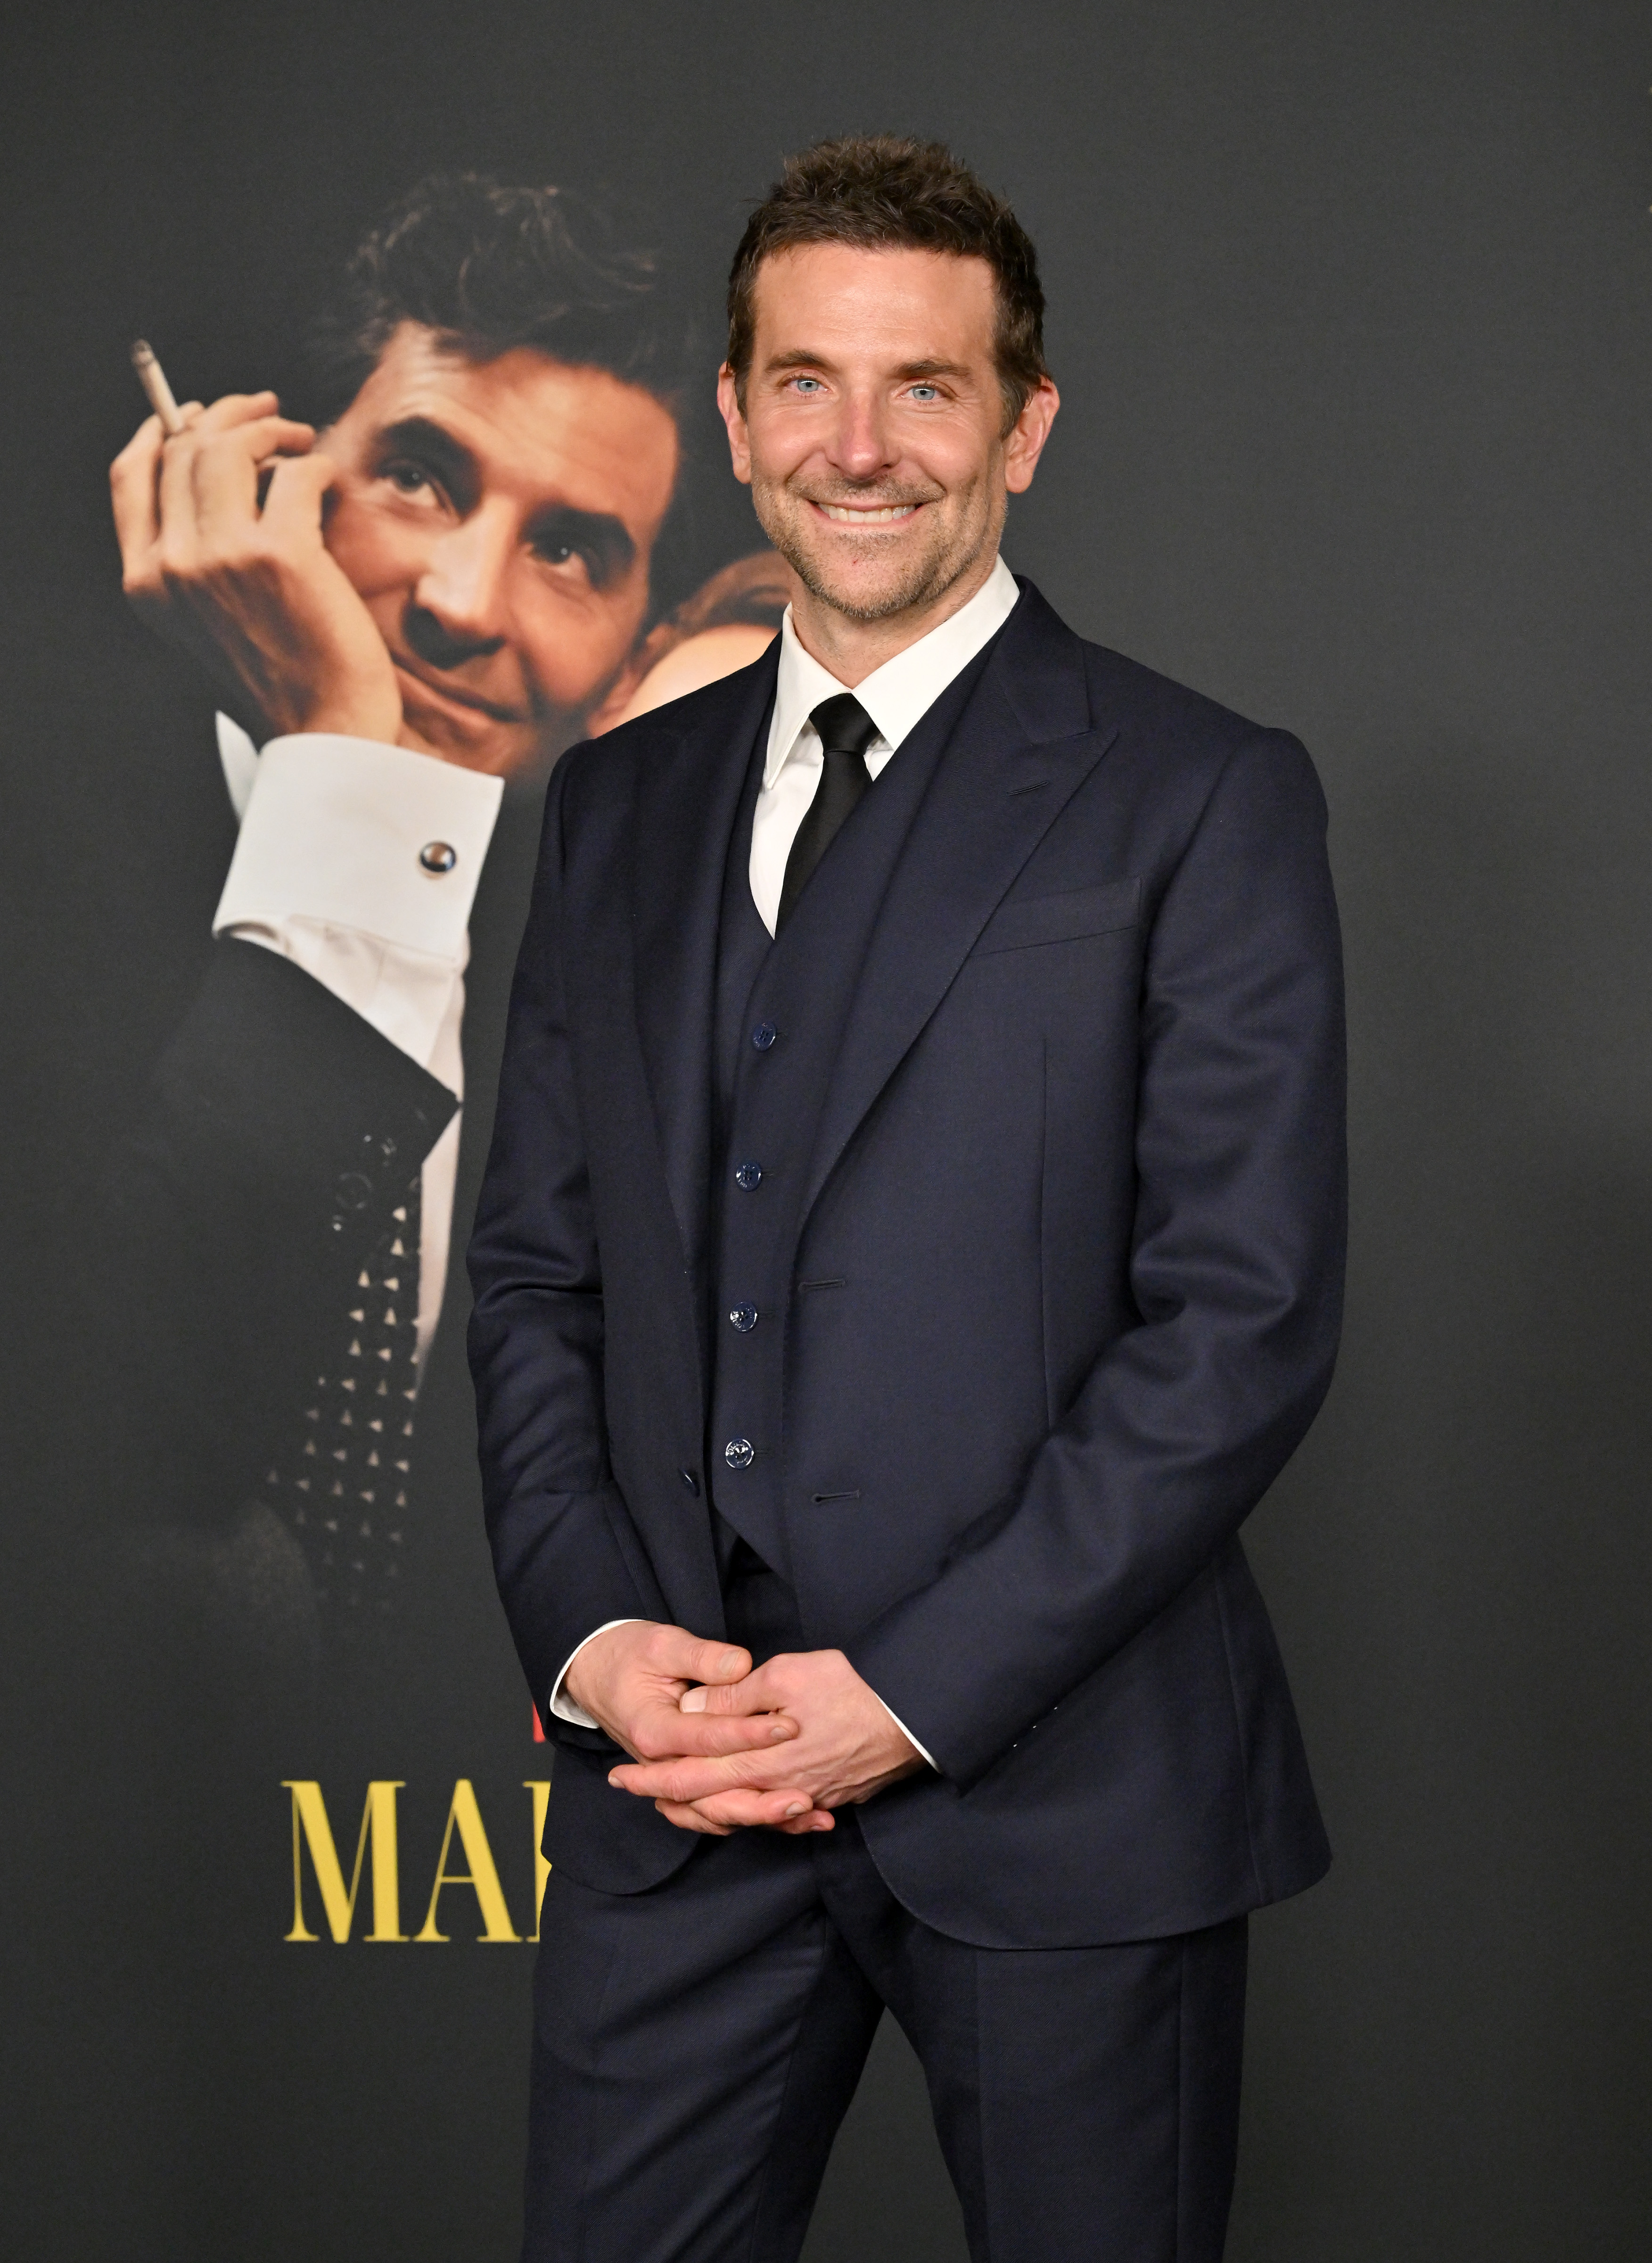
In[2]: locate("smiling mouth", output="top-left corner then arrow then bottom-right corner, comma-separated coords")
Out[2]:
393,655 -> 527,725
811,500 -> 924,526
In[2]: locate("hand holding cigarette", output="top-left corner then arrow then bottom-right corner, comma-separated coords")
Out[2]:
109,347 -> 403,743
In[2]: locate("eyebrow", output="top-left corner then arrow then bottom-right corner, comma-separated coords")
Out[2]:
760,350 -> 972,383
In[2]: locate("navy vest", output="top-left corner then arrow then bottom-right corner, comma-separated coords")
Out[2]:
705,640 -> 1003,1586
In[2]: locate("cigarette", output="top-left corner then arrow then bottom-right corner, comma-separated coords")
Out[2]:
131,339 -> 185,436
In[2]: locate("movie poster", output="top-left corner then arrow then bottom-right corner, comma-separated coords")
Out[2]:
5,36 -> 813,2261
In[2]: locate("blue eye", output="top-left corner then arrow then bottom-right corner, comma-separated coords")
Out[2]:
909,385 -> 939,402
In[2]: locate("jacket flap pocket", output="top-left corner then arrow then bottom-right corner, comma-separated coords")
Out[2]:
970,876 -> 1142,957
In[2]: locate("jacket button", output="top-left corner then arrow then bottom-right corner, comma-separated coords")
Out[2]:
751,1022 -> 777,1051
723,1437 -> 755,1470
333,1172 -> 372,1211
679,1468 -> 700,1495
419,841 -> 458,873
728,1304 -> 758,1333
735,1160 -> 763,1190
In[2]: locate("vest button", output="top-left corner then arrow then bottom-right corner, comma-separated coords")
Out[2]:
751,1022 -> 778,1050
723,1437 -> 755,1470
735,1160 -> 763,1190
679,1468 -> 700,1495
728,1304 -> 758,1333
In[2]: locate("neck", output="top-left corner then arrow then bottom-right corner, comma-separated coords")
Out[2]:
789,541 -> 1001,688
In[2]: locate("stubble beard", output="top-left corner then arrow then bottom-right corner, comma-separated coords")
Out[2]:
751,471 -> 997,626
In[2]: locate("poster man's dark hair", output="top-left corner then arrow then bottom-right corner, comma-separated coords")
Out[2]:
309,172 -> 688,427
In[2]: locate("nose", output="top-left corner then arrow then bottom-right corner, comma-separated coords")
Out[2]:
823,386 -> 897,483
410,505 -> 513,658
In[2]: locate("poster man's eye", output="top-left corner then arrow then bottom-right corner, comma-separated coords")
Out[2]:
384,459 -> 436,496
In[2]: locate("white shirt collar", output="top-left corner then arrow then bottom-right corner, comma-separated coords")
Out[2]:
764,553 -> 1020,789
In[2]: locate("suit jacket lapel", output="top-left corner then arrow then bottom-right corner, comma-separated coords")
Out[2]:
630,644 -> 779,1287
800,586 -> 1118,1226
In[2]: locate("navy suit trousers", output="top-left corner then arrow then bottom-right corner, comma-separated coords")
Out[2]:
523,1565 -> 1248,2263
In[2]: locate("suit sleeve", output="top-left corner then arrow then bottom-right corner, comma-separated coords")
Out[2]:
846,728 -> 1347,1790
467,757 -> 666,1727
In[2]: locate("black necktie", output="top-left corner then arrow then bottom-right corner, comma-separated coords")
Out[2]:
776,694 -> 880,932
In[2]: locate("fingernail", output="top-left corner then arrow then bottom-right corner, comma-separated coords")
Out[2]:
680,1686 -> 707,1713
785,1802 -> 807,1818
607,1773 -> 622,1787
769,1722 -> 791,1739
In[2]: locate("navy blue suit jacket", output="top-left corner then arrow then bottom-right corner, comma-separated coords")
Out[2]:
468,581 -> 1344,1947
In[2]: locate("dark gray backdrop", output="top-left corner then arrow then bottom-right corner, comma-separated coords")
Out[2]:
3,3 -> 1649,2257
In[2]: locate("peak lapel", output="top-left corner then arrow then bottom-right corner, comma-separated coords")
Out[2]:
630,646 -> 779,1281
800,587 -> 1118,1226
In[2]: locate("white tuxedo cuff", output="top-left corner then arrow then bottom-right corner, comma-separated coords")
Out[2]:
214,728 -> 501,961
212,726 -> 500,1077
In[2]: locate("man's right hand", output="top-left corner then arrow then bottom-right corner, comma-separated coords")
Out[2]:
109,392 -> 402,743
563,1621 -> 813,1835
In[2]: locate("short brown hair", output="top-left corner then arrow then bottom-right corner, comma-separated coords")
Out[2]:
726,136 -> 1047,433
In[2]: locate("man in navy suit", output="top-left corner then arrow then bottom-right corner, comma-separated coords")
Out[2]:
469,134 -> 1345,2263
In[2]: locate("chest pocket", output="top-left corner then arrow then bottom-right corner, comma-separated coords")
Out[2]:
969,876 -> 1142,958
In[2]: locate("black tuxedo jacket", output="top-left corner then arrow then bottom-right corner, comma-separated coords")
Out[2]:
102,942 -> 455,1523
468,581 -> 1345,1948
89,799 -> 548,1732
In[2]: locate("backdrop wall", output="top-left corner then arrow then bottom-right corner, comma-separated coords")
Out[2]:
4,5 -> 1649,2258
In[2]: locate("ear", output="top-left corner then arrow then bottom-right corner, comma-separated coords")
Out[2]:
716,363 -> 754,487
1003,375 -> 1060,496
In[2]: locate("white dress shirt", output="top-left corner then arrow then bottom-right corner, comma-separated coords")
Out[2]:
550,554 -> 1023,1763
212,717 -> 504,1371
748,552 -> 1020,934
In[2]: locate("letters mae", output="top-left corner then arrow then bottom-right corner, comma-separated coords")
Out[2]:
283,1779 -> 551,1944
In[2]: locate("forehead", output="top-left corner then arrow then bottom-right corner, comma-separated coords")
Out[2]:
339,322 -> 680,531
749,243 -> 998,363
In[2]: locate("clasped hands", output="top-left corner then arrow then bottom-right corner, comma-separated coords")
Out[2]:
564,1621 -> 924,1837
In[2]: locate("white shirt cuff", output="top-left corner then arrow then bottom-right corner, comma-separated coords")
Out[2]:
214,732 -> 502,964
871,1694 -> 936,1771
549,1620 -> 644,1728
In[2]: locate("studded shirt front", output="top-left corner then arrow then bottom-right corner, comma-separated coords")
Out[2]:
262,1174 -> 422,1624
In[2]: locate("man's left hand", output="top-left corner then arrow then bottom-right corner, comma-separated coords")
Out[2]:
606,1648 -> 925,1836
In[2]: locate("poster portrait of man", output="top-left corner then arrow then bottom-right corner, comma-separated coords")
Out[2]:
91,173 -> 792,1733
